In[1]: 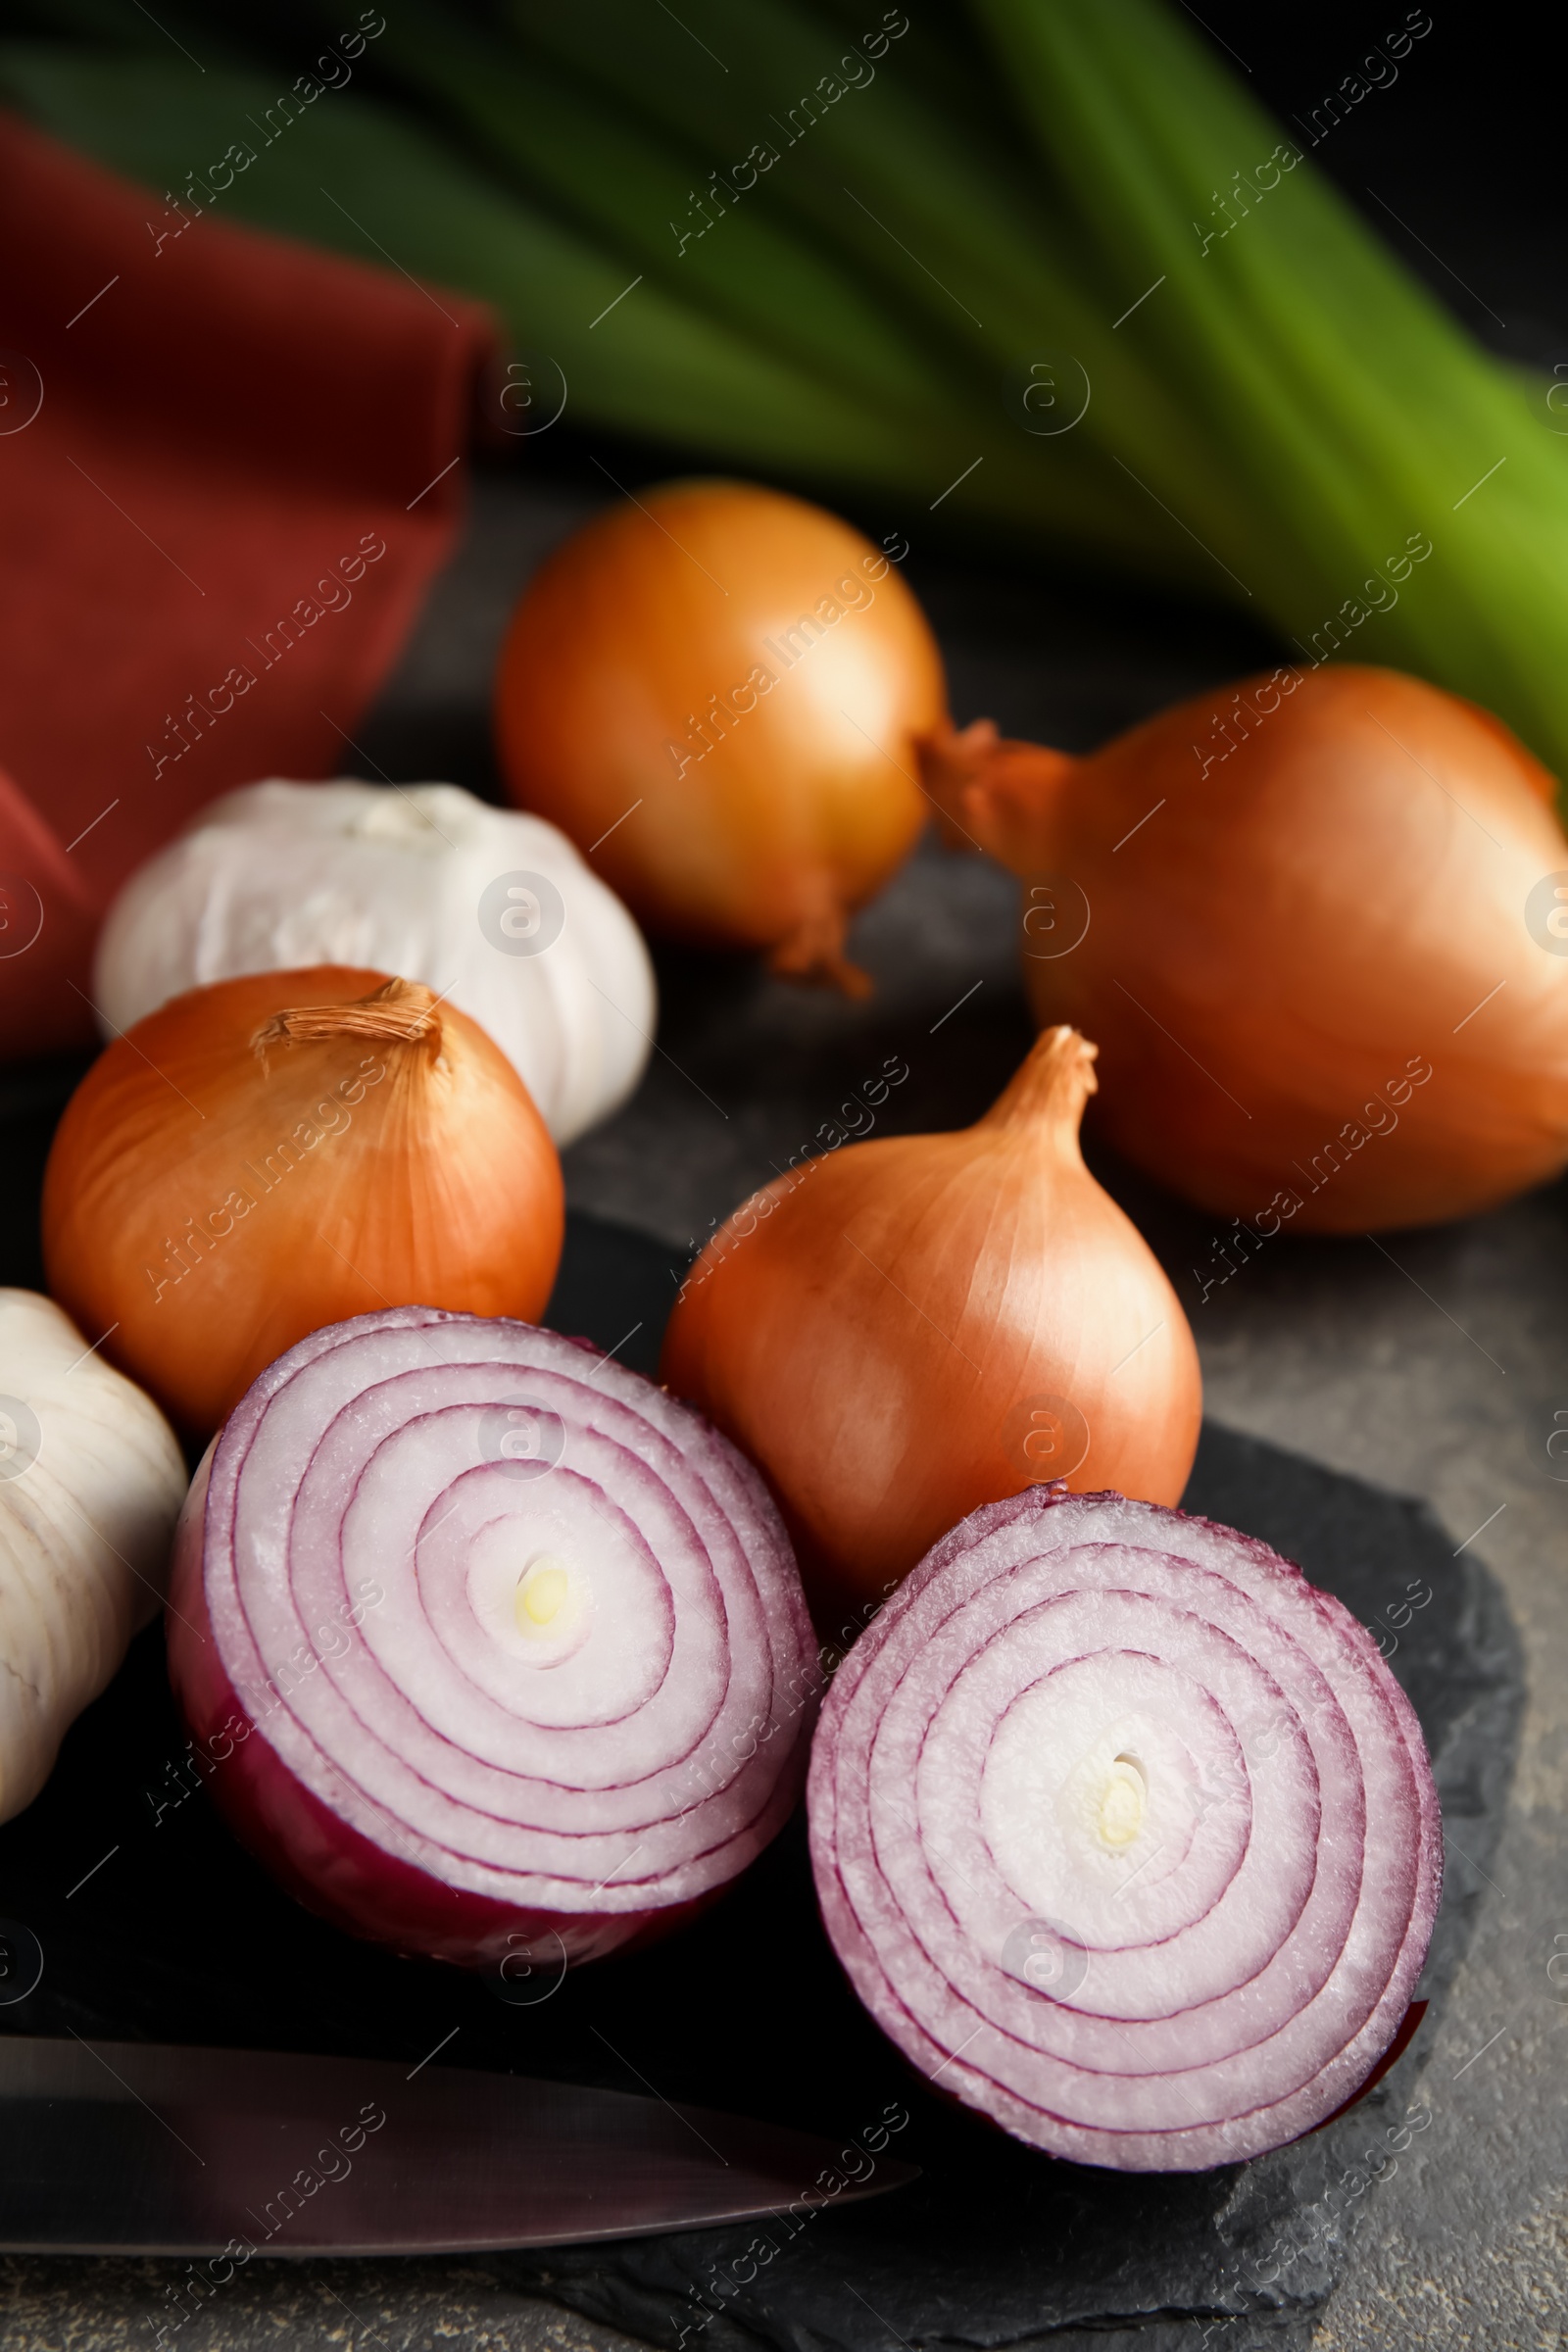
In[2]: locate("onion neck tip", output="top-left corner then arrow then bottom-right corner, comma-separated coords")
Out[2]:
983,1025 -> 1099,1138
916,719 -> 1077,867
251,975 -> 442,1068
767,911 -> 873,999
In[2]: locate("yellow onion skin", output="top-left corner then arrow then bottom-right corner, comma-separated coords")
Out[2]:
920,664 -> 1568,1233
41,968 -> 564,1437
660,1028 -> 1200,1625
494,480 -> 948,993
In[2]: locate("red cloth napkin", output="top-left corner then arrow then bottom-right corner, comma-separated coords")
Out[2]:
0,114 -> 498,1056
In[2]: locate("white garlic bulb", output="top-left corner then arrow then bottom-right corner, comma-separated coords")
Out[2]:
94,780 -> 657,1147
0,1291 -> 186,1824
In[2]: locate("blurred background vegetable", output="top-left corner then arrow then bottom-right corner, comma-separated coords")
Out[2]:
662,1026 -> 1200,1620
7,0 -> 1568,787
0,1290 -> 184,1823
496,481 -> 945,991
923,666 -> 1568,1231
42,969 -> 564,1433
95,781 -> 655,1147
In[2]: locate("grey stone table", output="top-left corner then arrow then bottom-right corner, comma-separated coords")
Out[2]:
5,459 -> 1564,2350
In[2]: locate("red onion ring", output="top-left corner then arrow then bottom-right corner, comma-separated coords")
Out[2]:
808,1485 -> 1441,2170
168,1307 -> 819,1967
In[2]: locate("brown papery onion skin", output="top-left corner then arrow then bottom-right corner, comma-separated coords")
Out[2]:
494,480 -> 948,995
919,664 -> 1568,1232
660,1027 -> 1200,1626
41,968 -> 564,1436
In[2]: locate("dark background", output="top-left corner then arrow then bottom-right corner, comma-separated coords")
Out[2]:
1189,5 -> 1559,368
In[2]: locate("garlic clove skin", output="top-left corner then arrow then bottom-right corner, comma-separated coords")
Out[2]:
0,1290 -> 185,1825
93,779 -> 657,1148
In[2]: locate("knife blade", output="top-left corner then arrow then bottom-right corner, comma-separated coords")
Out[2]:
0,2034 -> 918,2256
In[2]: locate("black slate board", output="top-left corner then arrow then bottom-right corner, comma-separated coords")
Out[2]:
0,1214 -> 1523,2352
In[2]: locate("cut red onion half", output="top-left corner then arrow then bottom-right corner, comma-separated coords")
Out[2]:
808,1486 -> 1441,2172
168,1307 -> 819,1968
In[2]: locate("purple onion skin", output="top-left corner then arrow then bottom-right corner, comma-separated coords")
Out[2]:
167,1456 -> 710,1967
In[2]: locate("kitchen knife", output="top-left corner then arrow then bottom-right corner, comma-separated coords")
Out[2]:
0,2034 -> 917,2256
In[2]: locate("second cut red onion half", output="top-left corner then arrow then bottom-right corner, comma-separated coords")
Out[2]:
808,1487 -> 1441,2171
168,1307 -> 819,1967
